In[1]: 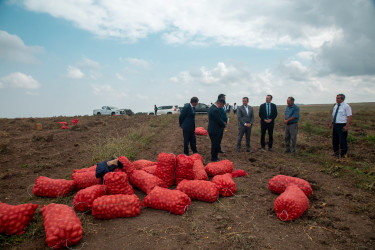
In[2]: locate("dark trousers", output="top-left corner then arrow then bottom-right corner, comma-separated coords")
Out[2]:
285,123 -> 298,153
209,133 -> 221,161
261,122 -> 274,149
183,129 -> 197,155
237,126 -> 252,151
332,123 -> 348,157
218,129 -> 224,151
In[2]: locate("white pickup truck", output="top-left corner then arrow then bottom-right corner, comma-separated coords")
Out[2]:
93,106 -> 121,116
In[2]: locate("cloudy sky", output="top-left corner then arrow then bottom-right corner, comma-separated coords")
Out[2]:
1,0 -> 374,117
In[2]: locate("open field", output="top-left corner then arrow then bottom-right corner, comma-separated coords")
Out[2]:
1,102 -> 374,249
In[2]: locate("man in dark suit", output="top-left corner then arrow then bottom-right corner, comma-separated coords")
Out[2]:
259,95 -> 278,151
208,99 -> 226,161
236,97 -> 254,153
218,94 -> 228,153
179,97 -> 199,155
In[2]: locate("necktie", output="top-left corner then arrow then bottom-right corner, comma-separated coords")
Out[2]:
333,104 -> 340,123
267,104 -> 270,119
192,106 -> 196,114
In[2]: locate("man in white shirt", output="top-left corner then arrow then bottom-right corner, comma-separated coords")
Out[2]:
236,97 -> 254,153
329,94 -> 352,158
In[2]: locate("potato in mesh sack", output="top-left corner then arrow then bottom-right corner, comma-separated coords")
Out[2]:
141,164 -> 157,175
72,171 -> 102,190
33,176 -> 75,197
141,186 -> 191,215
103,172 -> 134,195
211,173 -> 237,197
195,127 -> 208,136
129,170 -> 168,194
73,165 -> 96,173
176,180 -> 219,202
191,157 -> 208,181
190,153 -> 203,163
0,202 -> 39,235
274,184 -> 309,221
268,175 -> 312,197
154,153 -> 176,187
117,156 -> 135,177
92,194 -> 141,219
175,154 -> 195,185
205,159 -> 234,176
41,203 -> 83,249
133,159 -> 157,170
73,185 -> 107,212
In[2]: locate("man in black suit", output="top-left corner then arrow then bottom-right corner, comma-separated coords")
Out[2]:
179,97 -> 199,155
259,95 -> 278,151
218,94 -> 228,153
208,99 -> 226,162
236,97 -> 254,153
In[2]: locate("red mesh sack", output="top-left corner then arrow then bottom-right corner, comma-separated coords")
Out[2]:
274,184 -> 309,221
103,172 -> 134,195
175,154 -> 194,185
72,171 -> 102,190
61,125 -> 69,129
73,185 -> 107,212
73,165 -> 96,173
195,127 -> 208,136
211,173 -> 237,197
205,160 -> 234,176
191,156 -> 208,181
116,156 -> 135,177
133,160 -> 157,170
231,169 -> 248,178
141,186 -> 191,215
0,202 -> 39,235
154,153 -> 176,187
142,164 -> 157,175
176,180 -> 219,202
190,153 -> 203,163
129,170 -> 168,194
41,204 -> 83,249
268,175 -> 312,197
33,176 -> 75,197
92,194 -> 141,219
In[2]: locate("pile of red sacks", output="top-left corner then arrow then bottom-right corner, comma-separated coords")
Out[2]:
6,153 -> 247,248
58,118 -> 79,129
268,175 -> 312,221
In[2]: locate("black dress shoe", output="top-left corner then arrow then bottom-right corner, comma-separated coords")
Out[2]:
218,150 -> 225,153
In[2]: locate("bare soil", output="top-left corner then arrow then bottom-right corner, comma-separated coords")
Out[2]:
1,105 -> 374,250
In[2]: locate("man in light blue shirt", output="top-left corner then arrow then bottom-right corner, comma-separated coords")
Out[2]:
284,97 -> 299,154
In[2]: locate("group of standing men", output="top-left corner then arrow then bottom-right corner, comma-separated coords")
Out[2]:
179,93 -> 352,162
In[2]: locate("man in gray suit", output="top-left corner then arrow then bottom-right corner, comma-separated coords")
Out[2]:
236,97 -> 254,153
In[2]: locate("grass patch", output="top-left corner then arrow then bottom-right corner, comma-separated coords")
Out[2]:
365,135 -> 375,144
301,121 -> 330,137
90,115 -> 173,163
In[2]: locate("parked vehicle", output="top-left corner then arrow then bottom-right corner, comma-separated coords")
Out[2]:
194,103 -> 210,114
149,105 -> 180,115
93,106 -> 121,116
119,109 -> 134,116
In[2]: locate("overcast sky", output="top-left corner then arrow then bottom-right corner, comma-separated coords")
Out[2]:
1,0 -> 374,117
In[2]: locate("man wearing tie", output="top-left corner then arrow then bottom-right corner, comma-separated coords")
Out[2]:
208,99 -> 226,161
236,97 -> 254,153
259,95 -> 278,151
329,94 -> 352,158
179,97 -> 199,155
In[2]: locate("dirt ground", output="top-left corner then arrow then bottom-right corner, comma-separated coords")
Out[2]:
1,104 -> 374,249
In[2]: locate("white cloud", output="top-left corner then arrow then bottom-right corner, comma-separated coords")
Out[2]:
77,57 -> 100,70
116,73 -> 125,80
126,58 -> 151,69
67,66 -> 84,79
0,30 -> 43,63
92,84 -> 127,99
0,72 -> 41,89
136,94 -> 148,100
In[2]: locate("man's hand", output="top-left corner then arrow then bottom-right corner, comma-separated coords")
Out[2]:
246,123 -> 251,128
343,125 -> 349,131
283,119 -> 288,125
329,122 -> 333,129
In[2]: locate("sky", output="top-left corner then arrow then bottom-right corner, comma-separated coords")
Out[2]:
0,0 -> 374,118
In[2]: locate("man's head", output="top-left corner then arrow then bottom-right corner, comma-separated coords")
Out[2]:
190,97 -> 199,107
242,97 -> 249,106
218,94 -> 226,100
266,95 -> 273,103
216,99 -> 226,109
287,97 -> 295,106
336,94 -> 345,104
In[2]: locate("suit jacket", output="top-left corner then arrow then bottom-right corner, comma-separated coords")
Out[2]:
237,105 -> 254,128
179,103 -> 195,132
259,102 -> 277,123
208,105 -> 226,134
